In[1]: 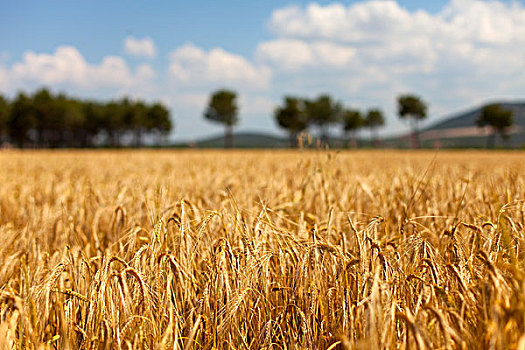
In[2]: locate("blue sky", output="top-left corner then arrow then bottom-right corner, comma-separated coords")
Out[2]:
1,0 -> 524,141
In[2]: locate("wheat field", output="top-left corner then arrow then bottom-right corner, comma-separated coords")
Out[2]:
1,149 -> 525,349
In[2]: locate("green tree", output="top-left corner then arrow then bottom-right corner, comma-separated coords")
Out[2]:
274,97 -> 308,147
342,109 -> 363,148
2,89 -> 173,148
32,88 -> 58,146
365,109 -> 385,147
397,94 -> 427,148
82,101 -> 105,146
100,101 -> 126,147
0,95 -> 9,140
56,95 -> 85,147
204,89 -> 238,148
304,95 -> 342,144
146,103 -> 172,146
122,99 -> 148,147
9,92 -> 37,147
476,103 -> 514,149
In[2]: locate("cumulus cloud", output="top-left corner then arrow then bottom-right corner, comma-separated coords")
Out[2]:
263,0 -> 525,75
124,36 -> 157,58
169,43 -> 272,90
268,0 -> 525,44
256,39 -> 356,70
4,46 -> 155,92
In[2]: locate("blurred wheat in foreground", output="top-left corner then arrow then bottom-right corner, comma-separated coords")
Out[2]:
1,150 -> 525,349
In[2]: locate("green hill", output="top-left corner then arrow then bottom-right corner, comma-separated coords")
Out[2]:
174,132 -> 289,148
418,101 -> 525,148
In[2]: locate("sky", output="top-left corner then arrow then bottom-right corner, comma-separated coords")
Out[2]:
1,0 -> 525,141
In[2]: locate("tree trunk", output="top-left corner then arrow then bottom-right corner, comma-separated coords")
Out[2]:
110,131 -> 121,148
289,131 -> 298,148
410,118 -> 421,149
352,130 -> 360,148
343,131 -> 352,149
134,128 -> 142,148
225,125 -> 233,148
372,127 -> 380,148
320,124 -> 329,145
487,129 -> 496,149
498,129 -> 510,149
415,119 -> 420,148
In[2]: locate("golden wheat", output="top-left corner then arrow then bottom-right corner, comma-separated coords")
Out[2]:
1,149 -> 525,349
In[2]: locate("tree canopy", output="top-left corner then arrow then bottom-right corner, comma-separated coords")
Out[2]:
365,109 -> 385,129
0,88 -> 172,148
204,89 -> 239,148
398,95 -> 427,121
342,109 -> 363,134
273,95 -> 386,148
397,94 -> 427,148
341,109 -> 363,147
0,95 -> 9,137
476,103 -> 514,148
304,95 -> 342,143
364,109 -> 385,147
274,97 -> 308,147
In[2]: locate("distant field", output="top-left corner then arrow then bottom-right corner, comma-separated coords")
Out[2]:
1,150 -> 525,348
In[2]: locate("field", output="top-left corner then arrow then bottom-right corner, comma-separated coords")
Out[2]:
1,149 -> 525,349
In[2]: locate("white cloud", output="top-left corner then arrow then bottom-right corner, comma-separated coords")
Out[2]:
267,1 -> 435,43
136,63 -> 156,81
169,43 -> 272,90
0,65 -> 9,91
4,46 -> 155,93
256,39 -> 356,70
239,95 -> 276,115
124,36 -> 157,58
264,0 -> 525,75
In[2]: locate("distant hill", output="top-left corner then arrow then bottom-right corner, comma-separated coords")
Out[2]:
173,132 -> 352,149
174,132 -> 289,148
418,102 -> 525,148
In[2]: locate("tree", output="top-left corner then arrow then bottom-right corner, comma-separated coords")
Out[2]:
397,94 -> 427,148
304,95 -> 342,144
32,88 -> 58,146
204,89 -> 238,148
341,109 -> 363,148
82,101 -> 105,147
476,103 -> 514,149
146,103 -> 172,146
2,89 -> 173,148
0,95 -> 9,140
122,99 -> 148,147
274,97 -> 308,147
56,95 -> 85,147
9,92 -> 37,147
100,101 -> 125,147
365,109 -> 385,147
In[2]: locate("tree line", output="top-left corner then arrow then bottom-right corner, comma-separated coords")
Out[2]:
0,88 -> 172,148
204,89 -> 429,148
0,87 -> 514,149
204,89 -> 515,149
